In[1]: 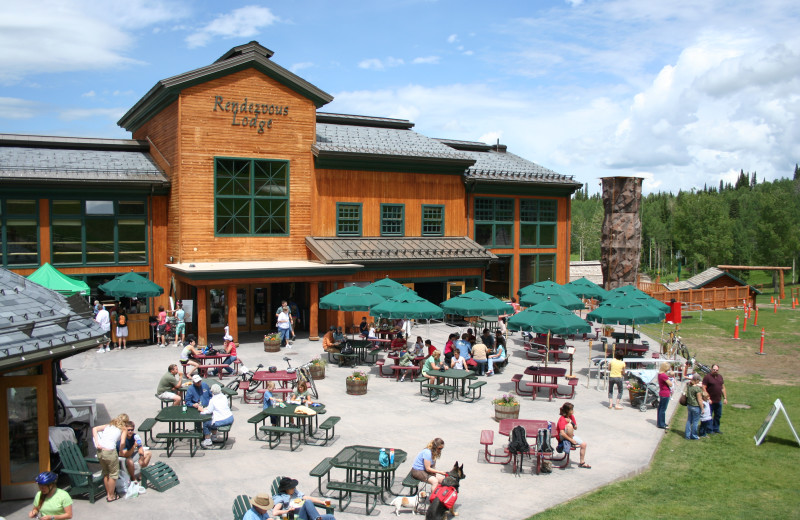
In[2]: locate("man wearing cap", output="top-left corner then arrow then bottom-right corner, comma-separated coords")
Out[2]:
184,374 -> 211,410
272,477 -> 335,520
243,493 -> 274,520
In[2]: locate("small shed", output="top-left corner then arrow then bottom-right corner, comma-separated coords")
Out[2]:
658,267 -> 760,309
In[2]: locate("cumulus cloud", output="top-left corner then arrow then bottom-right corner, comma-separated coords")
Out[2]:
358,57 -> 405,70
447,34 -> 458,44
0,97 -> 39,119
290,62 -> 314,73
59,107 -> 127,121
412,56 -> 440,65
185,6 -> 279,48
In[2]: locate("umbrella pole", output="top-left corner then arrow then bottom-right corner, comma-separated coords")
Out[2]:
545,330 -> 550,368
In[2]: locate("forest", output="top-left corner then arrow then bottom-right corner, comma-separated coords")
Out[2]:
570,166 -> 800,284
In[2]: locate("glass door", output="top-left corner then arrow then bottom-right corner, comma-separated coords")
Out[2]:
208,288 -> 227,333
447,281 -> 465,300
251,286 -> 270,331
236,288 -> 248,329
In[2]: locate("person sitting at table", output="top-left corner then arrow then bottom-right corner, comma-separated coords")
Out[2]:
358,317 -> 369,338
179,335 -> 202,377
118,420 -> 151,484
333,327 -> 346,343
391,332 -> 407,350
450,348 -> 467,370
199,384 -> 234,447
495,330 -> 506,349
272,477 -> 335,520
185,374 -> 211,410
556,402 -> 591,469
486,342 -> 506,376
262,381 -> 280,426
608,351 -> 626,410
156,363 -> 184,406
291,380 -> 313,404
425,339 -> 436,357
470,340 -> 489,375
422,350 -> 448,384
409,337 -> 425,357
243,493 -> 274,520
379,318 -> 391,338
368,323 -> 378,339
455,333 -> 472,361
411,438 -> 447,492
322,326 -> 340,352
29,471 -> 72,520
443,333 -> 457,365
216,336 -> 238,376
481,328 -> 495,350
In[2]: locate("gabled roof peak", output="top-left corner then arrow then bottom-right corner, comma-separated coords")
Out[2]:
215,41 -> 274,63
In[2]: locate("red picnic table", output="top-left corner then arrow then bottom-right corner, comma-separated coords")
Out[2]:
187,353 -> 230,379
510,366 -> 569,401
243,370 -> 297,404
493,419 -> 568,474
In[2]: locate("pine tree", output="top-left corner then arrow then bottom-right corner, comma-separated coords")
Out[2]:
751,172 -> 757,188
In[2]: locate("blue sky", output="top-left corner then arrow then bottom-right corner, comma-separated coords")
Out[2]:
2,0 -> 799,194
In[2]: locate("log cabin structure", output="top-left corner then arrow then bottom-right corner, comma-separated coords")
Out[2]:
0,41 -> 582,344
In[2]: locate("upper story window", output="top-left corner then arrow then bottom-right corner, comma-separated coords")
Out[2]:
381,204 -> 404,236
51,200 -> 147,265
215,158 -> 289,236
421,205 -> 444,236
474,198 -> 514,247
520,254 -> 556,287
520,199 -> 557,247
336,202 -> 362,237
1,199 -> 38,266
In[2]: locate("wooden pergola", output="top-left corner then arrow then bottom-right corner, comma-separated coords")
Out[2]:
717,265 -> 791,300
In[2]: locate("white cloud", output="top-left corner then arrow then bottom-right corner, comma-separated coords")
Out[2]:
358,57 -> 405,70
0,97 -> 39,119
82,91 -> 96,98
412,56 -> 440,65
185,6 -> 279,48
447,34 -> 458,44
113,90 -> 136,97
59,107 -> 126,121
290,62 -> 314,73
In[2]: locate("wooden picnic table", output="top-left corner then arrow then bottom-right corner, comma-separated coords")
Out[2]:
328,445 -> 408,505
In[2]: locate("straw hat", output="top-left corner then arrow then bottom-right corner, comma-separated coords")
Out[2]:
249,493 -> 274,510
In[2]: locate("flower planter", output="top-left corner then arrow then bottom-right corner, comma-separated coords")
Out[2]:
603,326 -> 615,337
263,339 -> 281,353
309,364 -> 325,380
346,378 -> 368,395
494,403 -> 520,422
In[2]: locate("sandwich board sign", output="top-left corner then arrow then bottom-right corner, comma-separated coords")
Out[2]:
754,399 -> 800,447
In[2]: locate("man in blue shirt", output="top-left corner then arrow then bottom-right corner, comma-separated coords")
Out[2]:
184,374 -> 211,409
242,493 -> 274,520
455,333 -> 472,360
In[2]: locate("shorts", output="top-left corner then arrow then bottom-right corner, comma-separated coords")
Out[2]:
97,448 -> 120,479
175,322 -> 185,335
563,435 -> 583,453
158,391 -> 179,401
411,468 -> 434,483
157,324 -> 167,335
116,326 -> 128,338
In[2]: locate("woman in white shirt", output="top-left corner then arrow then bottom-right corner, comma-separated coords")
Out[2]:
199,384 -> 233,447
92,413 -> 129,502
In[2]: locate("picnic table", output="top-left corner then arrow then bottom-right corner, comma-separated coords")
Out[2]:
520,366 -> 567,401
497,418 -> 562,474
533,335 -> 567,348
252,403 -> 326,444
154,405 -> 208,457
608,343 -> 648,357
328,445 -> 408,508
611,331 -> 640,343
423,368 -> 480,403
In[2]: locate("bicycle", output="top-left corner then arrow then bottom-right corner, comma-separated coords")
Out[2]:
225,363 -> 265,400
674,340 -> 711,376
283,357 -> 319,399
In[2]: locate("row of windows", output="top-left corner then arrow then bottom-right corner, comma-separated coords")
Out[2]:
475,197 -> 557,248
336,203 -> 445,237
0,199 -> 148,267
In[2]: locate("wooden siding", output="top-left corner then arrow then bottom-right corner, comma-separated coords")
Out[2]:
149,195 -> 170,311
313,169 -> 467,237
644,285 -> 753,310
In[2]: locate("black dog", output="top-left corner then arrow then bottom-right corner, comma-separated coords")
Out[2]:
425,461 -> 465,520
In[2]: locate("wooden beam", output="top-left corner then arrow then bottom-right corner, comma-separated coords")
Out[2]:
717,265 -> 791,270
779,270 -> 785,300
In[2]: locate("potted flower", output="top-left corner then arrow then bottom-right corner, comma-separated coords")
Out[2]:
309,356 -> 327,380
263,332 -> 281,353
345,370 -> 369,395
492,394 -> 520,421
603,325 -> 615,337
626,379 -> 645,406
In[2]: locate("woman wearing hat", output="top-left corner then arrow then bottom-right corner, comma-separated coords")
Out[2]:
199,384 -> 234,447
243,493 -> 274,520
28,471 -> 72,520
272,477 -> 335,519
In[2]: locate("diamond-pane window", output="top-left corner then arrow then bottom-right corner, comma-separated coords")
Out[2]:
215,158 -> 289,236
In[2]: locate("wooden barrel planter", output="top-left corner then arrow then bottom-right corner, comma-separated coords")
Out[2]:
494,403 -> 520,422
309,364 -> 325,380
263,339 -> 281,353
346,379 -> 368,395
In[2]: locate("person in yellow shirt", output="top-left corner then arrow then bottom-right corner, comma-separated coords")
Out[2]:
608,351 -> 626,409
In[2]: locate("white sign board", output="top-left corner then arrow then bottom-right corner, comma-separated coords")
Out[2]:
181,300 -> 194,323
754,398 -> 800,447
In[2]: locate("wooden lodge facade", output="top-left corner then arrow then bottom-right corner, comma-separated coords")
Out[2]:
0,41 -> 582,344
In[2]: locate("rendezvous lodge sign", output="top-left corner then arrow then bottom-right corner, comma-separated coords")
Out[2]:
213,95 -> 290,133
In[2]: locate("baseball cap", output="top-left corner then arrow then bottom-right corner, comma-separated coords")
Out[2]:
191,374 -> 202,383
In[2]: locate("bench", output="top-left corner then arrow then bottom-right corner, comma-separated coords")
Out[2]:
326,481 -> 382,515
364,347 -> 383,365
155,393 -> 175,409
526,382 -> 558,401
140,461 -> 180,492
309,457 -> 334,493
480,429 -> 509,465
195,364 -> 230,379
318,416 -> 340,446
463,380 -> 486,402
336,352 -> 358,368
215,423 -> 232,443
260,425 -> 303,451
511,374 -> 533,396
492,357 -> 508,374
391,364 -> 420,381
556,378 -> 579,399
156,431 -> 203,457
401,470 -> 422,495
375,358 -> 395,378
421,383 -> 456,404
138,418 -> 158,447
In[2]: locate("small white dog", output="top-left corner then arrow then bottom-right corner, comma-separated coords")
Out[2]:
389,490 -> 427,515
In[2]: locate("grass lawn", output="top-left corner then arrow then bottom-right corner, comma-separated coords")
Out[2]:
529,308 -> 800,519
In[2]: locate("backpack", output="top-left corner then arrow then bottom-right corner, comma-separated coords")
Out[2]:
340,342 -> 355,355
508,425 -> 530,454
536,427 -> 553,453
117,314 -> 127,326
429,485 -> 458,509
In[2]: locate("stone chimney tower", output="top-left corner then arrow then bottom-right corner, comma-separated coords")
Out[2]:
600,177 -> 643,290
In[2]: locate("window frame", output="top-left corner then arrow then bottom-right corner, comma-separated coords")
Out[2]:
380,203 -> 405,237
421,204 -> 445,237
474,197 -> 515,248
336,202 -> 363,237
213,157 -> 291,237
520,199 -> 558,248
1,198 -> 40,267
519,253 -> 556,288
50,199 -> 148,267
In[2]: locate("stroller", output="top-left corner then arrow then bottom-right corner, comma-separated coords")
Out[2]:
628,369 -> 661,412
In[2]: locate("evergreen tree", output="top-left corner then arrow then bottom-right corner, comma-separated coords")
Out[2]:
735,169 -> 749,190
719,179 -> 724,192
750,172 -> 757,188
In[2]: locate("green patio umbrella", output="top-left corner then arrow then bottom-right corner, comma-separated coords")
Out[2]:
365,277 -> 415,299
518,282 -> 585,310
97,271 -> 164,298
27,263 -> 89,296
518,280 -> 562,296
605,286 -> 670,313
587,295 -> 666,325
564,277 -> 611,301
439,290 -> 513,317
319,285 -> 386,311
507,300 -> 591,367
369,293 -> 444,320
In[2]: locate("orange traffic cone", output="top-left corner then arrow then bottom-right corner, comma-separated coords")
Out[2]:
770,295 -> 774,304
733,316 -> 740,340
757,327 -> 766,355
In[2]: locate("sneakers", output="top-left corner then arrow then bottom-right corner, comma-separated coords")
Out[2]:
97,348 -> 105,353
202,439 -> 213,447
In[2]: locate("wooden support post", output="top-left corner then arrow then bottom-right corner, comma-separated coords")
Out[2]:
197,287 -> 208,346
779,270 -> 785,301
309,282 -> 319,341
226,284 -> 238,341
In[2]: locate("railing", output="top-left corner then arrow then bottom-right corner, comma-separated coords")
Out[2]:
638,283 -> 751,310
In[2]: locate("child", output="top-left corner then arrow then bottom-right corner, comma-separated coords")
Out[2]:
698,391 -> 712,437
262,381 -> 279,426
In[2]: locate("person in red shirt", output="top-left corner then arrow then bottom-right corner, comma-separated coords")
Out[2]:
555,402 -> 591,468
425,339 -> 436,357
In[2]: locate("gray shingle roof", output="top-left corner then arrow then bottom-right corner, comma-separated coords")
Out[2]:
306,236 -> 496,265
662,267 -> 757,293
0,268 -> 106,370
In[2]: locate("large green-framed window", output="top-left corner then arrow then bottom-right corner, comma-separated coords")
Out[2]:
336,202 -> 362,237
474,198 -> 514,247
421,205 -> 444,236
520,199 -> 557,247
381,204 -> 404,236
51,200 -> 147,266
214,158 -> 289,236
519,254 -> 556,288
1,199 -> 39,266
485,255 -> 513,300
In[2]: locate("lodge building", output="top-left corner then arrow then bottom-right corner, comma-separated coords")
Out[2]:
1,41 -> 582,345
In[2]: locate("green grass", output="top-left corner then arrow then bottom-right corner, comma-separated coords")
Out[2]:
529,380 -> 800,519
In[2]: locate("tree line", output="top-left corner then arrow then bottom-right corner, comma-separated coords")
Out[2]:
571,166 -> 800,283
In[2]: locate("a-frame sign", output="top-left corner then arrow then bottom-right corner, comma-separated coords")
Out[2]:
754,399 -> 800,446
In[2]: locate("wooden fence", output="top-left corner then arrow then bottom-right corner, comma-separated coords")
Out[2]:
638,284 -> 752,310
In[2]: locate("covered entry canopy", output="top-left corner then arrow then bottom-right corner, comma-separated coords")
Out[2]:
26,263 -> 89,296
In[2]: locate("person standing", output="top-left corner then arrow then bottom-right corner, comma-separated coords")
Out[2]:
29,471 -> 72,520
276,302 -> 293,348
92,413 -> 130,502
156,306 -> 168,347
656,362 -> 674,429
684,374 -> 705,440
607,351 -> 626,409
95,304 -> 111,353
173,301 -> 186,347
116,307 -> 129,350
702,364 -> 728,434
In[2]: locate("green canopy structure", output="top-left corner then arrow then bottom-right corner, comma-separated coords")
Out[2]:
319,285 -> 386,311
97,271 -> 164,298
366,277 -> 415,299
518,283 -> 585,310
439,290 -> 512,317
507,301 -> 591,367
605,286 -> 670,313
564,277 -> 611,301
587,295 -> 666,325
26,263 -> 89,296
369,293 -> 444,320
